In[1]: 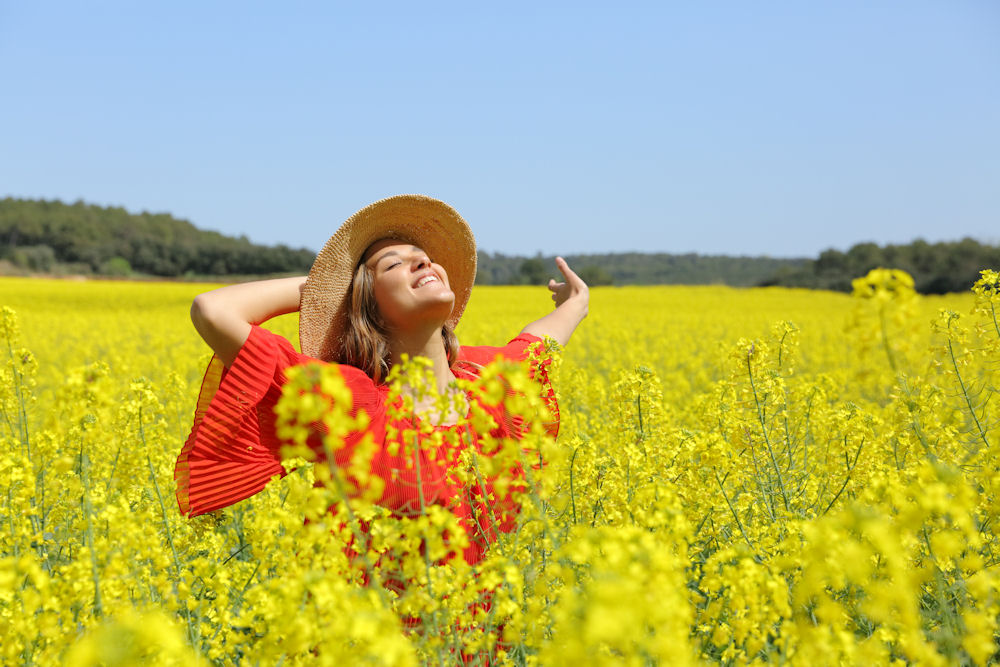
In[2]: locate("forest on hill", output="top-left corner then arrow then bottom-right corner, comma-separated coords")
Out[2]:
0,198 -> 315,278
762,238 -> 1000,294
1,198 -> 995,293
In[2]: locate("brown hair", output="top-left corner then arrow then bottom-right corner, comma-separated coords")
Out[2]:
340,260 -> 460,384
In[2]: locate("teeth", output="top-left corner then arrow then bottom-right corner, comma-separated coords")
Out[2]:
416,275 -> 438,288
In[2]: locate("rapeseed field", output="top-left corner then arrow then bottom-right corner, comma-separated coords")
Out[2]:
2,271 -> 999,665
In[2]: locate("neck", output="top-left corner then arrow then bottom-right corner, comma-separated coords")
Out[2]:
387,325 -> 454,395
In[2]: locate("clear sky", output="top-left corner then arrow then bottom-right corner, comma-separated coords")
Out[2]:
1,1 -> 997,258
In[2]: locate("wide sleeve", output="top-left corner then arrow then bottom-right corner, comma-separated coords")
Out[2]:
174,325 -> 309,517
457,333 -> 560,438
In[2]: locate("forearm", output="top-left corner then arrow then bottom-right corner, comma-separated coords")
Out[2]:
191,276 -> 306,366
520,296 -> 588,346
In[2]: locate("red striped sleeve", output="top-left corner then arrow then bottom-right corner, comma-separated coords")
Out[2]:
174,325 -> 308,517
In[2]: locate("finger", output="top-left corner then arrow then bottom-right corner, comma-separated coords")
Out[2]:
548,278 -> 564,292
555,256 -> 581,283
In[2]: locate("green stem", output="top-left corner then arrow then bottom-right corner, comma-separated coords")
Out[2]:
35,453 -> 46,563
147,454 -> 197,647
470,454 -> 507,554
713,470 -> 760,561
822,437 -> 865,515
234,561 -> 261,605
7,486 -> 18,557
777,329 -> 789,370
744,429 -> 776,522
747,352 -> 791,513
80,439 -> 102,618
5,338 -> 31,455
920,527 -> 962,640
568,447 -> 578,525
146,456 -> 183,582
946,337 -> 991,451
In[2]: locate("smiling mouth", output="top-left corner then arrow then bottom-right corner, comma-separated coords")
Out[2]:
414,275 -> 439,288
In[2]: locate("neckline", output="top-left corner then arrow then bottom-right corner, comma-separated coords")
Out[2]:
382,387 -> 475,430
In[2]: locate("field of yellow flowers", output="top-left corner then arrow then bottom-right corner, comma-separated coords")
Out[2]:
2,269 -> 999,665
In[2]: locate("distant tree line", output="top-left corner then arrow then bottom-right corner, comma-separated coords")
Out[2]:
761,238 -> 1000,294
1,198 -> 995,293
0,198 -> 315,278
476,251 -> 807,287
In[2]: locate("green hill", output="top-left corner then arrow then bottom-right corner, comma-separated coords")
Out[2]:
0,198 -> 315,278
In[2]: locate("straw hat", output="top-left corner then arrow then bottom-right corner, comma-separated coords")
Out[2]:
299,194 -> 477,361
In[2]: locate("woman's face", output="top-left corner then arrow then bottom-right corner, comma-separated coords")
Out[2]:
363,239 -> 455,332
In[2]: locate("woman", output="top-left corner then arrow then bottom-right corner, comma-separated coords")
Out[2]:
173,194 -> 588,566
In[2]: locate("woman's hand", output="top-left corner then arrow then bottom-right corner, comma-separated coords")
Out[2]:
547,256 -> 589,309
521,257 -> 590,346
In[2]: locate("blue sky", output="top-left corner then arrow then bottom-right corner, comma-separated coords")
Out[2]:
1,1 -> 997,257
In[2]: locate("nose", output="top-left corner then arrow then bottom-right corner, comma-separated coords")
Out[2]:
411,250 -> 431,270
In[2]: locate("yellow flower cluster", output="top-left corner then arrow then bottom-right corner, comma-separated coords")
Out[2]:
1,270 -> 998,664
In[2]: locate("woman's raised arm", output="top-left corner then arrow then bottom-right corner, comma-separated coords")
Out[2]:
520,257 -> 589,346
190,276 -> 307,367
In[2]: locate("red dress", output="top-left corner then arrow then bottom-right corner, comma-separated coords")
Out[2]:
174,325 -> 558,565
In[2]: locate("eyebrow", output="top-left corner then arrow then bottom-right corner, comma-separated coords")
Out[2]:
372,245 -> 423,265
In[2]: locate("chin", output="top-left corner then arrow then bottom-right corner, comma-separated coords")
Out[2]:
426,295 -> 455,320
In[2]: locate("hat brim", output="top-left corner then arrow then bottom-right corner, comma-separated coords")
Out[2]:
299,194 -> 477,362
